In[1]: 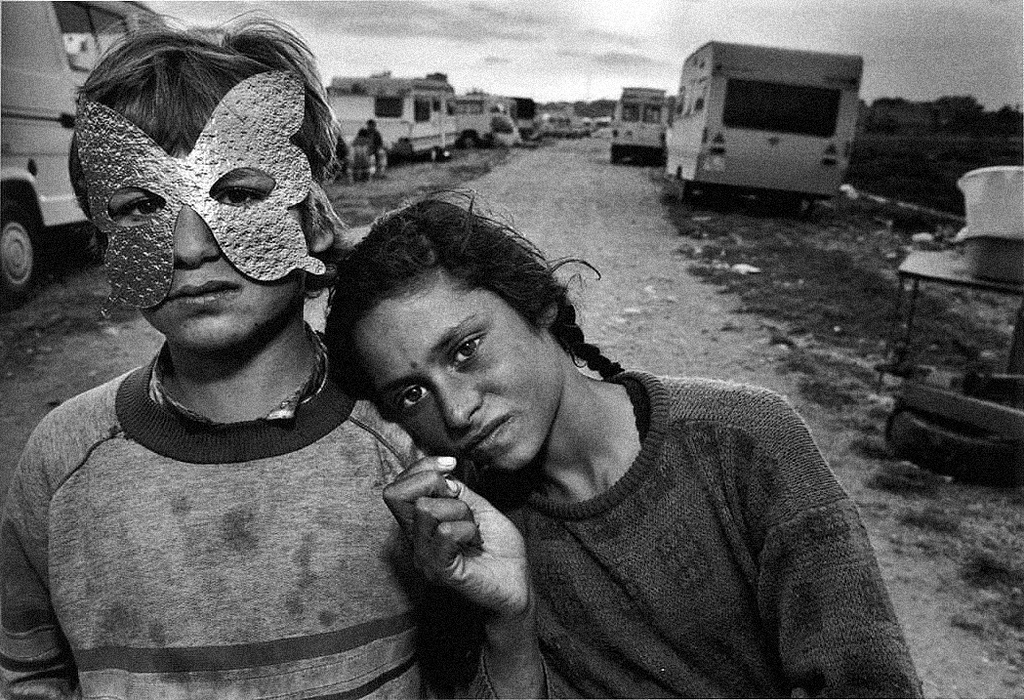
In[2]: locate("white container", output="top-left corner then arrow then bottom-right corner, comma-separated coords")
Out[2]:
957,166 -> 1024,240
956,166 -> 1024,283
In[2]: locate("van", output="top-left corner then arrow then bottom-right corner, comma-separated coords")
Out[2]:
327,72 -> 457,162
1,1 -> 157,303
665,41 -> 863,208
610,87 -> 668,164
450,92 -> 513,148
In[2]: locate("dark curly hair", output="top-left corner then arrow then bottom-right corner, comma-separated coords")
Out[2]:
324,190 -> 623,399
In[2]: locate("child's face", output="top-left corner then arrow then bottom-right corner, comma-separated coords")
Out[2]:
353,271 -> 566,472
139,204 -> 305,356
75,71 -> 324,309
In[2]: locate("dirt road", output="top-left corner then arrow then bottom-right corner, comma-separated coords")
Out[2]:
2,137 -> 1020,697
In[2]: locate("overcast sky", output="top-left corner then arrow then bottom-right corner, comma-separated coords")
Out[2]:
146,0 -> 1024,109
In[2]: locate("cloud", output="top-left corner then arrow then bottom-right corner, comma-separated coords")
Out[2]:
276,1 -> 548,43
556,48 -> 669,71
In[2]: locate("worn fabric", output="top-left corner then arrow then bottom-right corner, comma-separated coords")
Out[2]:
1,362 -> 423,699
477,371 -> 922,698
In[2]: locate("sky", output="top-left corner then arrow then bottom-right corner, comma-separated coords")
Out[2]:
146,0 -> 1024,109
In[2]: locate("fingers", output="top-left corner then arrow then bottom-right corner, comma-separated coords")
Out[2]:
383,456 -> 459,530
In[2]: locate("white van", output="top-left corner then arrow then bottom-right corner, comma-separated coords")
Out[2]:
610,87 -> 668,164
450,92 -> 513,148
665,41 -> 863,208
327,73 -> 458,162
1,1 -> 157,303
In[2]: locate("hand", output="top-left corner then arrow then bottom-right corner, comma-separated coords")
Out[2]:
383,456 -> 532,620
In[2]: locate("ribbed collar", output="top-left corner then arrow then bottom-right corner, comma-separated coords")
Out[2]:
115,363 -> 354,464
525,370 -> 671,520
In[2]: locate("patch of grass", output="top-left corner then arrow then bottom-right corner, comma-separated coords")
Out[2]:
670,194 -> 1017,382
849,434 -> 894,460
863,460 -> 947,497
961,548 -> 1024,590
898,504 -> 962,534
847,134 -> 1023,214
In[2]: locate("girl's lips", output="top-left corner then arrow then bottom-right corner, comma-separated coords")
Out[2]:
464,415 -> 512,459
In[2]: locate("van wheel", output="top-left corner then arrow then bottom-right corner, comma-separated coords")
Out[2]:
1,203 -> 37,306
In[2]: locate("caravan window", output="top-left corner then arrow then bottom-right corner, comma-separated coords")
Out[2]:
375,96 -> 403,118
642,104 -> 663,124
54,2 -> 130,72
723,79 -> 841,137
414,98 -> 431,122
620,102 -> 640,122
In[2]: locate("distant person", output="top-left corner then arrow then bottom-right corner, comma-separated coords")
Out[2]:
324,190 -> 924,698
333,131 -> 351,183
0,19 -> 428,699
356,118 -> 386,177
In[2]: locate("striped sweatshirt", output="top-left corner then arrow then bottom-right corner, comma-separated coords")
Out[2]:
1,364 -> 424,699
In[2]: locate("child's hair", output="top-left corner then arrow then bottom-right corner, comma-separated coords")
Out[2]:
67,17 -> 345,282
324,190 -> 623,398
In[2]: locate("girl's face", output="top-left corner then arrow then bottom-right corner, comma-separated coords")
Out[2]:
353,271 -> 567,472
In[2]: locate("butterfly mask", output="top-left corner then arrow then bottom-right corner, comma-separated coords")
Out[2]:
75,71 -> 326,308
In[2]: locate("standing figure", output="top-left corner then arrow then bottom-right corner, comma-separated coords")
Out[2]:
1,19 -> 426,699
356,119 -> 387,178
324,190 -> 924,698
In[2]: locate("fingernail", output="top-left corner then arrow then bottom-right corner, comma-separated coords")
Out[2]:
445,477 -> 460,496
436,456 -> 457,471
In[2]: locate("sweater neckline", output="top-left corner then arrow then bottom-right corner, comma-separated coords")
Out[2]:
525,371 -> 670,520
115,363 -> 355,464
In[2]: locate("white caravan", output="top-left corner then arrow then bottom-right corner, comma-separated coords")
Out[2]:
1,1 -> 157,302
449,93 -> 514,147
610,87 -> 668,164
665,41 -> 863,206
327,73 -> 457,161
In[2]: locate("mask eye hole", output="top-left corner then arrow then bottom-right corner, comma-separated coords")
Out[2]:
210,168 -> 276,207
107,187 -> 166,225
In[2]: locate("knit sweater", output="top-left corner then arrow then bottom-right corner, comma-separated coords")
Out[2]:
500,371 -> 921,698
1,364 -> 424,699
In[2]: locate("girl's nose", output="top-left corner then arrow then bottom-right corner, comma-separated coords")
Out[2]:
437,379 -> 481,433
172,205 -> 220,268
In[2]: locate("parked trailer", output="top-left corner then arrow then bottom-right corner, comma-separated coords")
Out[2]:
450,93 -> 513,147
1,0 -> 158,303
665,41 -> 863,207
610,87 -> 668,164
327,73 -> 457,162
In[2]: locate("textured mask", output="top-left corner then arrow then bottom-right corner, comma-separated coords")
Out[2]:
75,71 -> 326,308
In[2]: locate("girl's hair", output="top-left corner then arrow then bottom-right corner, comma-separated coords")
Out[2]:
67,17 -> 345,284
324,190 -> 623,398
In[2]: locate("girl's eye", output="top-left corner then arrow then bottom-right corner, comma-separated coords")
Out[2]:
209,168 -> 275,207
108,188 -> 166,224
454,337 -> 481,364
397,385 -> 427,411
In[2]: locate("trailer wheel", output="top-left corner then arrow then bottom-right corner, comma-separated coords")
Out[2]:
885,407 -> 1024,487
1,203 -> 38,306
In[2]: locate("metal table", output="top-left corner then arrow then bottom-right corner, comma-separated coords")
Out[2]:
888,250 -> 1024,374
